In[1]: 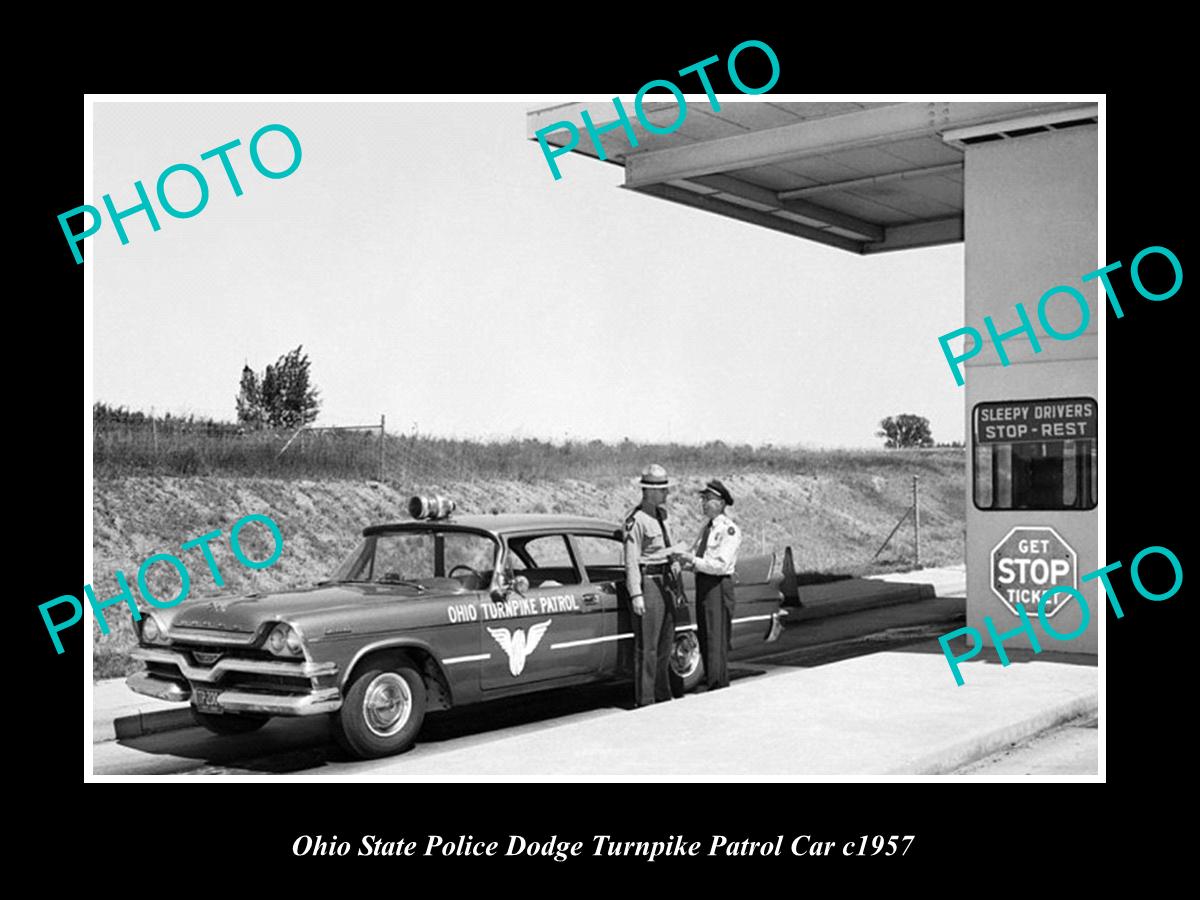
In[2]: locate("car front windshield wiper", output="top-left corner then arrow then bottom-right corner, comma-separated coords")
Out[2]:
377,579 -> 427,592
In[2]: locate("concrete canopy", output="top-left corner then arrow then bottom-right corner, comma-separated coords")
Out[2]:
527,100 -> 1097,254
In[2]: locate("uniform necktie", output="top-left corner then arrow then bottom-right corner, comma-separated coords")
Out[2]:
655,506 -> 671,546
696,520 -> 712,559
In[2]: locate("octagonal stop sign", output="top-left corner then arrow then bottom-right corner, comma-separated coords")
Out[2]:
991,526 -> 1077,618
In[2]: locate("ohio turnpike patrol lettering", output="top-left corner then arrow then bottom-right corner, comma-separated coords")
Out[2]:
448,594 -> 579,623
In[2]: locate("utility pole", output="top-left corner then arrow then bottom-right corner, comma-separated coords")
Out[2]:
379,414 -> 386,482
912,475 -> 921,568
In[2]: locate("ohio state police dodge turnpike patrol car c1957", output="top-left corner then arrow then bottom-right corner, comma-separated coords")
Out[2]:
126,496 -> 794,759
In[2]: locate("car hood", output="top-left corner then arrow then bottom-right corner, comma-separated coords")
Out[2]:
168,583 -> 447,636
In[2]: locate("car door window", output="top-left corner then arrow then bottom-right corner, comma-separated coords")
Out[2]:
510,535 -> 581,587
573,534 -> 625,583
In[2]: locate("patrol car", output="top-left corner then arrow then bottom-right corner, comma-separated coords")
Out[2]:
125,496 -> 794,759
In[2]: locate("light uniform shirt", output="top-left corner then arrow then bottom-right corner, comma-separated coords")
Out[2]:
690,512 -> 742,576
624,506 -> 671,597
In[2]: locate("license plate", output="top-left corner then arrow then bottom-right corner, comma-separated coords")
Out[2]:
193,687 -> 223,714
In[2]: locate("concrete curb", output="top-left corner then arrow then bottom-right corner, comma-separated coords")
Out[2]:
882,691 -> 1098,775
788,581 -> 936,621
96,707 -> 197,744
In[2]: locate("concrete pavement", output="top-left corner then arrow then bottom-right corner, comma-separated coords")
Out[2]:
954,712 -> 1098,775
337,642 -> 1095,777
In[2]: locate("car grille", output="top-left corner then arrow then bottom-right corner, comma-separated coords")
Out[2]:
182,645 -> 276,665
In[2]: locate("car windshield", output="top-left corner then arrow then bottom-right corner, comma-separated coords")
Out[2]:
329,530 -> 499,589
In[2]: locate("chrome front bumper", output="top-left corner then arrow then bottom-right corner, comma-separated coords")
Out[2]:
126,647 -> 342,717
126,671 -> 343,716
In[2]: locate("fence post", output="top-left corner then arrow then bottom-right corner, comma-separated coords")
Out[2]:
379,414 -> 386,482
912,475 -> 921,568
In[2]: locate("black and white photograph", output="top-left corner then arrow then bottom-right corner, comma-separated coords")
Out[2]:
74,92 -> 1116,783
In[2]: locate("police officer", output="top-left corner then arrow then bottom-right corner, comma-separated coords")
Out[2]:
624,463 -> 682,707
673,479 -> 741,692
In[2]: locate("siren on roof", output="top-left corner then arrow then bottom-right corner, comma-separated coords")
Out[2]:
409,494 -> 456,520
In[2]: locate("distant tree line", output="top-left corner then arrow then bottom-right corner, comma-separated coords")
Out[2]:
93,402 -> 242,436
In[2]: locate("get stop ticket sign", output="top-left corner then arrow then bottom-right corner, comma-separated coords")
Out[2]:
991,526 -> 1077,617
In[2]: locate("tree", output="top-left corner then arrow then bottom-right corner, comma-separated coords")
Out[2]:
877,414 -> 934,449
235,365 -> 264,429
236,345 -> 321,430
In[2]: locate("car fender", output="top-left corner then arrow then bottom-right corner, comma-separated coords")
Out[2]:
340,637 -> 456,709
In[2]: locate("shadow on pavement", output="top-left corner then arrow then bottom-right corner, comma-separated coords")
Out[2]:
117,681 -> 636,774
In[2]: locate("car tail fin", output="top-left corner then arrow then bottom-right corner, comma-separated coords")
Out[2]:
780,546 -> 800,607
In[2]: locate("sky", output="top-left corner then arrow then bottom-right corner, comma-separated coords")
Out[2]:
92,101 -> 965,449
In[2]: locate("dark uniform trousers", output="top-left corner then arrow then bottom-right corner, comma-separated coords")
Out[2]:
694,573 -> 734,690
634,572 -> 677,706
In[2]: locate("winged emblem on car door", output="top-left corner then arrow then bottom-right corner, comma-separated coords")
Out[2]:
487,619 -> 552,676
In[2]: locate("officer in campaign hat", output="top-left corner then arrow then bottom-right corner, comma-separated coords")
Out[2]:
624,464 -> 683,706
672,479 -> 741,692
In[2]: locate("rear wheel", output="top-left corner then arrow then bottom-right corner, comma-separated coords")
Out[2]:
334,663 -> 427,759
193,710 -> 270,735
669,631 -> 704,694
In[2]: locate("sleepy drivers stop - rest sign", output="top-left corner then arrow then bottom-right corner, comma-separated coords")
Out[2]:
991,526 -> 1077,617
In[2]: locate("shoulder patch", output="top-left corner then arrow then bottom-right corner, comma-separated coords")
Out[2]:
728,526 -> 736,535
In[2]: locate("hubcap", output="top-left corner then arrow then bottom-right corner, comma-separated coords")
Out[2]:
671,633 -> 701,678
362,673 -> 412,737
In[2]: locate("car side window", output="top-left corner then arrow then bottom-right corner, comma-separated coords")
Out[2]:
573,534 -> 625,583
510,535 -> 581,587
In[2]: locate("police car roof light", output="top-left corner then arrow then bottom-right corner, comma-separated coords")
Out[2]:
409,494 -> 456,520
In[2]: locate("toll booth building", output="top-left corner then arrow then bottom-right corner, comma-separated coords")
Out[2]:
529,100 -> 1098,654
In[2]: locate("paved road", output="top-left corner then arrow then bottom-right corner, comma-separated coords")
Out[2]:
94,597 -> 965,776
952,713 -> 1098,775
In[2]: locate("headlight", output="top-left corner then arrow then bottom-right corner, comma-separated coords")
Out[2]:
266,623 -> 304,657
141,615 -> 168,645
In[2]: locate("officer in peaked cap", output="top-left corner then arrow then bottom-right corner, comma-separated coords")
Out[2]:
624,464 -> 683,707
672,479 -> 741,692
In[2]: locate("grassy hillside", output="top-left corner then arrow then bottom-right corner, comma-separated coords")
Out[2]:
91,452 -> 964,679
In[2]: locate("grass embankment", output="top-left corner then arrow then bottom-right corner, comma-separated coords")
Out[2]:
92,446 -> 964,680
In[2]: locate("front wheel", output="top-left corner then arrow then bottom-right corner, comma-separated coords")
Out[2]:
334,664 -> 427,759
669,631 -> 704,694
193,710 -> 270,735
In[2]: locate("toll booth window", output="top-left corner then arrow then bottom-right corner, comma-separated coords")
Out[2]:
973,398 -> 1097,511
